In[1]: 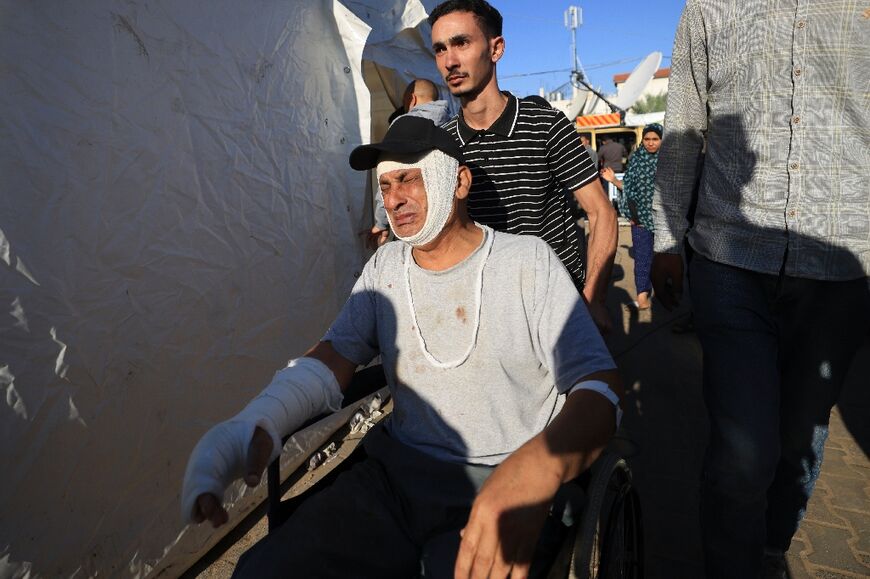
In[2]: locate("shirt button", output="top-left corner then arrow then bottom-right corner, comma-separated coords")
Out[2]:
790,162 -> 800,170
788,209 -> 796,217
796,20 -> 806,29
793,66 -> 802,77
792,115 -> 801,124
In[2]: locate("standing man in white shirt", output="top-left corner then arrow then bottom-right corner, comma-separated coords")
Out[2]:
653,1 -> 870,576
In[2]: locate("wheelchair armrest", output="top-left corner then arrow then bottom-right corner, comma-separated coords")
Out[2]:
266,364 -> 387,531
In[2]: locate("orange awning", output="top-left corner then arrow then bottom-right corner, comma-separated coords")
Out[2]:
575,113 -> 621,128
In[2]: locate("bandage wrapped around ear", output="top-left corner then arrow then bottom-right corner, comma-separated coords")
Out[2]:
181,357 -> 343,523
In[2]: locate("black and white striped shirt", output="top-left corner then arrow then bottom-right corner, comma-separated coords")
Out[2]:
443,93 -> 598,287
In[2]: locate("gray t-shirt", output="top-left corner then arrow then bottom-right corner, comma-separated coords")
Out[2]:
324,226 -> 615,465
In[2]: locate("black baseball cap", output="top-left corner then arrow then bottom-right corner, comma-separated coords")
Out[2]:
349,115 -> 462,171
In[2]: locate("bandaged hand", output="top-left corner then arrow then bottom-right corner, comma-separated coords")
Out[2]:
181,357 -> 343,525
184,422 -> 273,527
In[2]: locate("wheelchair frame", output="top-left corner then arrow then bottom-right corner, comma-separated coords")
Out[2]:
265,365 -> 643,578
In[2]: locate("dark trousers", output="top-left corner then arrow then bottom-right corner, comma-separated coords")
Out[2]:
233,423 -> 493,579
689,254 -> 869,578
630,224 -> 654,296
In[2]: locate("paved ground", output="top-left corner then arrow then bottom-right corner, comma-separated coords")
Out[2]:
189,224 -> 869,578
608,224 -> 870,579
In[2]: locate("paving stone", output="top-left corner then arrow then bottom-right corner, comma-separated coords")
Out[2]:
828,428 -> 848,440
842,462 -> 870,479
784,530 -> 812,575
814,476 -> 834,495
784,552 -> 814,579
829,410 -> 847,429
804,491 -> 848,528
793,527 -> 810,544
820,447 -> 866,480
827,433 -> 853,445
800,520 -> 869,575
810,569 -> 867,579
821,474 -> 870,514
825,438 -> 847,452
837,439 -> 869,462
831,508 -> 870,554
841,462 -> 870,481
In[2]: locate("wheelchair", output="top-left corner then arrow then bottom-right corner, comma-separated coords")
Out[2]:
265,365 -> 643,579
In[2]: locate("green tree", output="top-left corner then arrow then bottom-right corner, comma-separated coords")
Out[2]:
631,92 -> 667,114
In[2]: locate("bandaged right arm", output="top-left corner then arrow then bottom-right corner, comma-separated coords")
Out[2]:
181,357 -> 343,524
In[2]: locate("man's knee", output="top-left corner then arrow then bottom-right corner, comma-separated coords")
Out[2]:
704,422 -> 780,501
233,456 -> 419,578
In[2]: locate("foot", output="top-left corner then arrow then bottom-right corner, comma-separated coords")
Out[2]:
636,292 -> 651,310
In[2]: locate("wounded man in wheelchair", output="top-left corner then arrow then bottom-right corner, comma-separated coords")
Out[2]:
181,116 -> 623,579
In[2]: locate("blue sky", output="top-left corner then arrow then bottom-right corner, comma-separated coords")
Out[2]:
493,1 -> 685,98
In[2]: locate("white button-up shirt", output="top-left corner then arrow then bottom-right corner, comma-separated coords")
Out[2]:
654,0 -> 869,280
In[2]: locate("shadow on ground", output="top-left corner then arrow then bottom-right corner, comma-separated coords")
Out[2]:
606,225 -> 870,579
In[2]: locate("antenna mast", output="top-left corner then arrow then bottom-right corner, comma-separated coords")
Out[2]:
565,3 -> 625,118
564,6 -> 585,82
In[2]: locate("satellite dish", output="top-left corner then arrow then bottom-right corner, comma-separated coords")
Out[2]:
610,51 -> 662,111
565,88 -> 596,119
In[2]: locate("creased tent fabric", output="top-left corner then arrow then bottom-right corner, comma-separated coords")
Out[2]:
0,0 -> 443,576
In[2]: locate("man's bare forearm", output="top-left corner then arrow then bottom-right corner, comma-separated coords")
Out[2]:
504,370 -> 622,487
454,370 -> 622,578
538,370 -> 622,482
577,183 -> 617,305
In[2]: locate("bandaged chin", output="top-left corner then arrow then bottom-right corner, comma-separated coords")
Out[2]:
377,149 -> 459,246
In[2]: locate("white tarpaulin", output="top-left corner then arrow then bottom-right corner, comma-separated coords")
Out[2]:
0,0 -> 447,576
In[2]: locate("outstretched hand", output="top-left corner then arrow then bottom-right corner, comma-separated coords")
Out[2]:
188,426 -> 274,528
454,442 -> 562,579
599,166 -> 616,183
192,493 -> 228,528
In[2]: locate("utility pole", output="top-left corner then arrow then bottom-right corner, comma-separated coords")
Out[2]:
564,3 -> 622,118
564,6 -> 584,81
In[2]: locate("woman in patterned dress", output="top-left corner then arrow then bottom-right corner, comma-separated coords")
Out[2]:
600,123 -> 662,310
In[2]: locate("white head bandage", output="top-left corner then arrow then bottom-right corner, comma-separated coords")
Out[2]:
376,149 -> 460,247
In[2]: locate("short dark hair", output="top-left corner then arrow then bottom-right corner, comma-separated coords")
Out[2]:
405,78 -> 440,102
428,0 -> 503,39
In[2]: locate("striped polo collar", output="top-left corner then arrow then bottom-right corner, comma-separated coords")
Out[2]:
456,91 -> 519,145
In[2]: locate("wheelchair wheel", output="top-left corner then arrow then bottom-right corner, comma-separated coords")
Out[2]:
569,453 -> 643,579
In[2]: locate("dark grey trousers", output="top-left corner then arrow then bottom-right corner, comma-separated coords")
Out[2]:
690,254 -> 870,578
232,423 -> 495,579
